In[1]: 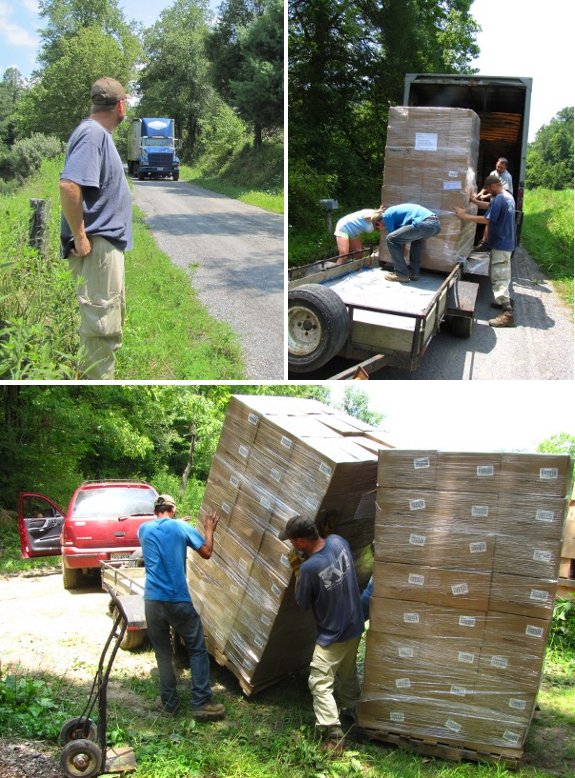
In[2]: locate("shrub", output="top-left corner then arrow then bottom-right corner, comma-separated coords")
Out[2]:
549,597 -> 575,650
6,133 -> 64,181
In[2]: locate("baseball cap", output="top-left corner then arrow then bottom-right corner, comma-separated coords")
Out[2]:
154,494 -> 176,510
279,515 -> 317,541
91,77 -> 128,105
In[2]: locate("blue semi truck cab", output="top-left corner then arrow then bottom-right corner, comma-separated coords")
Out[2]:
127,117 -> 180,181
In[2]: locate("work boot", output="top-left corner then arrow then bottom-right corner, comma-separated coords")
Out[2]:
322,726 -> 345,754
489,308 -> 515,327
191,702 -> 226,721
384,272 -> 410,283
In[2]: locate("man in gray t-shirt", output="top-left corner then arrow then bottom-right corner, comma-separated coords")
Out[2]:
60,77 -> 132,379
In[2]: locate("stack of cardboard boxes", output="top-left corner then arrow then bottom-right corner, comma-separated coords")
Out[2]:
359,449 -> 572,757
188,395 -> 391,694
379,106 -> 480,273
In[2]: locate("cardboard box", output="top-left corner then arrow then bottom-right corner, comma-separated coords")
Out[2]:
379,106 -> 480,273
483,611 -> 551,650
435,452 -> 503,493
500,453 -> 573,497
377,450 -> 439,489
489,572 -> 557,619
496,494 -> 569,541
493,534 -> 562,579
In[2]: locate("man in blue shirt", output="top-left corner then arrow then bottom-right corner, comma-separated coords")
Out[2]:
455,174 -> 516,327
279,515 -> 364,752
380,203 -> 441,282
60,77 -> 133,379
138,494 -> 225,720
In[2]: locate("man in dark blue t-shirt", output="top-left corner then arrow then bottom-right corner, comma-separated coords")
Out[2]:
455,174 -> 517,327
279,515 -> 364,752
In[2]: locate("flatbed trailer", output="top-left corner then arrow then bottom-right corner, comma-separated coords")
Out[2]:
288,253 -> 479,375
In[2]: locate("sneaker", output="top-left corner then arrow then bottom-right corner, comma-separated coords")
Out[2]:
489,309 -> 515,328
191,702 -> 226,721
409,273 -> 420,281
384,272 -> 410,283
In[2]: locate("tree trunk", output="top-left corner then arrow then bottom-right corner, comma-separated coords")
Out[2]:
253,122 -> 262,149
180,427 -> 196,494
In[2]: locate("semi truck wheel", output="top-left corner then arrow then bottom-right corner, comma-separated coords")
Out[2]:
288,284 -> 350,372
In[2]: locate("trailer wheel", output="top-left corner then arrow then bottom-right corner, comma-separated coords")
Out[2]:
110,604 -> 147,650
58,717 -> 98,745
62,560 -> 82,590
288,284 -> 350,372
60,739 -> 102,778
448,315 -> 473,339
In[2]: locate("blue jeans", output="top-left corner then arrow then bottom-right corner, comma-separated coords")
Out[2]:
145,600 -> 212,710
386,217 -> 441,276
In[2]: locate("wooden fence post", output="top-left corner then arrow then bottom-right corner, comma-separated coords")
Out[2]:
29,198 -> 51,260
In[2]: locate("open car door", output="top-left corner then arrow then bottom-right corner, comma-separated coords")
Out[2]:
18,492 -> 64,558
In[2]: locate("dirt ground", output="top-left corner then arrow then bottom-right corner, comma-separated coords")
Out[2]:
0,570 -> 155,778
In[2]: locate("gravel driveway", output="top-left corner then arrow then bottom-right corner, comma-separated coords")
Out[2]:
132,179 -> 284,380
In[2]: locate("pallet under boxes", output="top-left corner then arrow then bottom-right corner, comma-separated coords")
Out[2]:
187,394 -> 392,695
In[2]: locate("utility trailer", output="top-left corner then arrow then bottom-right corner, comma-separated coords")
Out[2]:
100,560 -> 147,651
288,253 -> 478,376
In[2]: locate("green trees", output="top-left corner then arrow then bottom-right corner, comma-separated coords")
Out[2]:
288,0 -> 480,229
526,107 -> 574,190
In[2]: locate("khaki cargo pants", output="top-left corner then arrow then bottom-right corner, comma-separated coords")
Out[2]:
490,249 -> 512,307
308,634 -> 362,730
68,235 -> 125,380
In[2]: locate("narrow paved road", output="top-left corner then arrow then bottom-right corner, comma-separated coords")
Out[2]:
289,246 -> 574,380
132,179 -> 284,379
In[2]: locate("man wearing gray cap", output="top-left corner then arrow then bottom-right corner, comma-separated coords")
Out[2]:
279,515 -> 364,752
137,494 -> 226,720
60,77 -> 132,379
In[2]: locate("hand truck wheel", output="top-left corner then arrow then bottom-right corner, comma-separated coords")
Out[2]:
60,738 -> 102,778
58,716 -> 98,745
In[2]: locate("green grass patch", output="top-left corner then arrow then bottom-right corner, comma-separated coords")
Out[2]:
521,188 -> 574,310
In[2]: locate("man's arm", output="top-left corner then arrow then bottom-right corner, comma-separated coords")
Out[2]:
59,179 -> 91,257
454,207 -> 489,225
196,508 -> 220,559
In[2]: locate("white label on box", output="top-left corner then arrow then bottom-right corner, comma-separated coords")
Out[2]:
448,170 -> 459,177
536,509 -> 555,523
458,651 -> 475,664
238,444 -> 249,459
409,498 -> 426,511
408,573 -> 425,586
540,467 -> 559,480
260,495 -> 272,510
415,132 -> 438,150
409,533 -> 426,547
254,636 -> 265,649
469,541 -> 487,554
450,685 -> 467,697
445,719 -> 461,733
319,461 -> 333,477
305,496 -> 320,510
390,711 -> 405,723
503,731 -> 521,745
260,614 -> 271,626
533,549 -> 552,563
472,505 -> 489,517
215,629 -> 225,644
221,501 -> 231,514
476,465 -> 494,477
413,457 -> 430,469
271,583 -> 282,597
452,583 -> 469,596
248,412 -> 259,426
509,698 -> 527,711
443,180 -> 462,190
230,585 -> 239,596
270,467 -> 282,482
490,655 -> 509,669
399,647 -> 414,658
525,625 -> 545,638
280,554 -> 290,568
530,589 -> 549,603
281,435 -> 293,449
229,475 -> 240,488
459,615 -> 476,628
404,612 -> 420,624
239,559 -> 249,573
396,678 -> 411,689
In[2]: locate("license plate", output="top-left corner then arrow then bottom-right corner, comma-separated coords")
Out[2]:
111,552 -> 132,559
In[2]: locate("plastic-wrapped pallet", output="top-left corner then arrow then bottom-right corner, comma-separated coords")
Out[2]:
188,394 -> 393,694
379,106 -> 480,273
359,449 -> 572,764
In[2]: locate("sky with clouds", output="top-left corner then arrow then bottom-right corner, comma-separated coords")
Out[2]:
1,0 -> 571,141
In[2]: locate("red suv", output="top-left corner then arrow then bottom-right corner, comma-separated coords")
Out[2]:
18,480 -> 158,589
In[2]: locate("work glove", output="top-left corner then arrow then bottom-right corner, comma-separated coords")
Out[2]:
287,549 -> 306,578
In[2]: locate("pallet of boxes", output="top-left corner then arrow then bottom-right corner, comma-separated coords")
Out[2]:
187,394 -> 391,695
358,449 -> 573,767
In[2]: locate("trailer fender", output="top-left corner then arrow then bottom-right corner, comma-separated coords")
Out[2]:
288,283 -> 350,372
